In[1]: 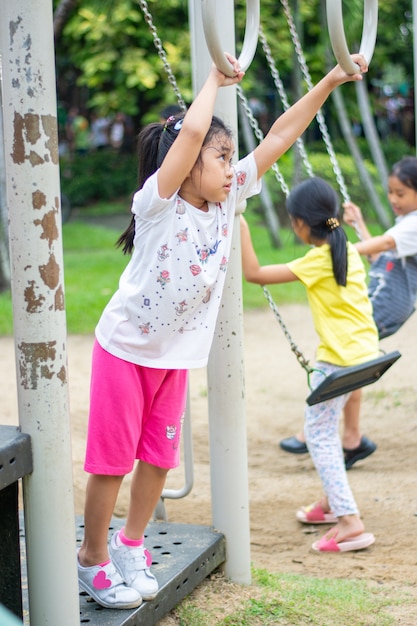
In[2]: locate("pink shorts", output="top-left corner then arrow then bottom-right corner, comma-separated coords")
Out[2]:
84,341 -> 188,475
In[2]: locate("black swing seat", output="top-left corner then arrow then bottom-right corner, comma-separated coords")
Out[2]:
306,350 -> 401,406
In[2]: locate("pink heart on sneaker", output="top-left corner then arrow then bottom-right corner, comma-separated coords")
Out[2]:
93,569 -> 112,590
144,549 -> 152,567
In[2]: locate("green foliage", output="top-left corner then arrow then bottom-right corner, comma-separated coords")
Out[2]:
60,151 -> 137,206
358,136 -> 414,171
58,0 -> 192,118
246,148 -> 390,230
55,0 -> 415,136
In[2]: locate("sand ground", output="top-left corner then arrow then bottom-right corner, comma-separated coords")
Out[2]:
1,304 -> 416,621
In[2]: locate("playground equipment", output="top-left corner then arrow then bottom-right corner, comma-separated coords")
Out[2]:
236,0 -> 400,407
201,0 -> 260,75
0,0 -> 386,624
0,0 -> 80,624
326,0 -> 378,74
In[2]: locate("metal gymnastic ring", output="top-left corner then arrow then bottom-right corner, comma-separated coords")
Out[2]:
201,0 -> 260,77
326,0 -> 378,74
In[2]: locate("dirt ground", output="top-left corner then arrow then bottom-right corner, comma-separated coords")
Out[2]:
1,304 -> 417,618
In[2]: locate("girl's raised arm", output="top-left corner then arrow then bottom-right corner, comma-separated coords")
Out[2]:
253,55 -> 368,180
157,57 -> 244,199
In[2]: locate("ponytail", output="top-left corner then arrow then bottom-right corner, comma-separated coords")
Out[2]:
326,219 -> 348,287
116,113 -> 231,255
116,117 -> 185,254
286,177 -> 348,286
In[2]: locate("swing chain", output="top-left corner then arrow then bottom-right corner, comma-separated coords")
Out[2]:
236,84 -> 290,197
279,0 -> 351,206
258,26 -> 314,180
262,286 -> 314,375
138,0 -> 187,112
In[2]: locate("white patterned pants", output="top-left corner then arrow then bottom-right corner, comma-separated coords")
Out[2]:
304,362 -> 358,517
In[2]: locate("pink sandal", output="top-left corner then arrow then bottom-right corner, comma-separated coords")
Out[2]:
296,502 -> 337,524
312,532 -> 375,552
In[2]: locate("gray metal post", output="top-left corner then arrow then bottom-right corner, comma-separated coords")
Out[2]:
188,0 -> 251,584
0,1 -> 80,624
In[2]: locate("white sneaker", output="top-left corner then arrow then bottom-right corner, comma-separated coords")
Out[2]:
109,531 -> 159,601
78,552 -> 142,609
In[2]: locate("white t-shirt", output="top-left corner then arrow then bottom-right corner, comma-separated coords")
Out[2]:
368,210 -> 417,337
96,153 -> 260,369
385,210 -> 417,257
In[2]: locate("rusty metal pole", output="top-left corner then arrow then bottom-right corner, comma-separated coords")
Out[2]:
0,2 -> 79,624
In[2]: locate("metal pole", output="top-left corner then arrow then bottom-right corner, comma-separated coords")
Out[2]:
0,2 -> 79,624
188,0 -> 251,584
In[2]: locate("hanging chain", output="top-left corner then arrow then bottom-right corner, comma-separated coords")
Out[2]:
137,0 -> 315,374
237,84 -> 290,197
138,0 -> 187,112
262,287 -> 314,374
280,0 -> 351,205
259,26 -> 314,180
236,46 -> 314,370
236,28 -> 315,369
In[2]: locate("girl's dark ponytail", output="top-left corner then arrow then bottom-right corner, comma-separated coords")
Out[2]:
116,117 -> 186,254
326,219 -> 348,287
116,122 -> 167,255
116,114 -> 230,255
286,177 -> 348,286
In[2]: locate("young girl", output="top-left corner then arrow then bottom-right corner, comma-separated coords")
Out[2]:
77,53 -> 368,608
282,156 -> 417,468
344,155 -> 417,336
241,177 -> 377,553
340,155 -> 417,469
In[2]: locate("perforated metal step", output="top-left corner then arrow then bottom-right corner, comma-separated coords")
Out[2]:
20,516 -> 226,625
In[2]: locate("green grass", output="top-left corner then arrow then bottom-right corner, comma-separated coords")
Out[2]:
0,202 -> 384,336
242,211 -> 310,308
0,219 -> 129,335
173,568 -> 414,625
62,221 -> 129,333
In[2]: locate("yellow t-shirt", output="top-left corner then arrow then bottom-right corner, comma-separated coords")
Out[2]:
287,242 -> 379,366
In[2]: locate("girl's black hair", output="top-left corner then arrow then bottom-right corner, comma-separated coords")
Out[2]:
390,156 -> 417,191
116,114 -> 232,254
286,177 -> 348,286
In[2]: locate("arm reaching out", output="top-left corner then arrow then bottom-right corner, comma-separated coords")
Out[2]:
343,201 -> 396,260
253,54 -> 368,179
240,216 -> 298,285
343,201 -> 372,240
158,54 -> 244,198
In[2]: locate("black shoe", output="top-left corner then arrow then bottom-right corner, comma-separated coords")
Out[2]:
279,436 -> 308,455
344,435 -> 377,470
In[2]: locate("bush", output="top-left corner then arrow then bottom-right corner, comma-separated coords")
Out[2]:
60,150 -> 137,207
246,148 -> 389,230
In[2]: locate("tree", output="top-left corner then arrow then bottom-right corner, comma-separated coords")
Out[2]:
54,0 -> 79,41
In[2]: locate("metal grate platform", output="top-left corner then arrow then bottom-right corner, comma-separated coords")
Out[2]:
20,515 -> 226,625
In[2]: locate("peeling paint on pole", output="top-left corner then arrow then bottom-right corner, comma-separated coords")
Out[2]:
12,112 -> 58,165
17,340 -> 68,390
0,1 -> 80,624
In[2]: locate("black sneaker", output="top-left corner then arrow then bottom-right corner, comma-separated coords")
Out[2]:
344,436 -> 377,470
279,436 -> 308,455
